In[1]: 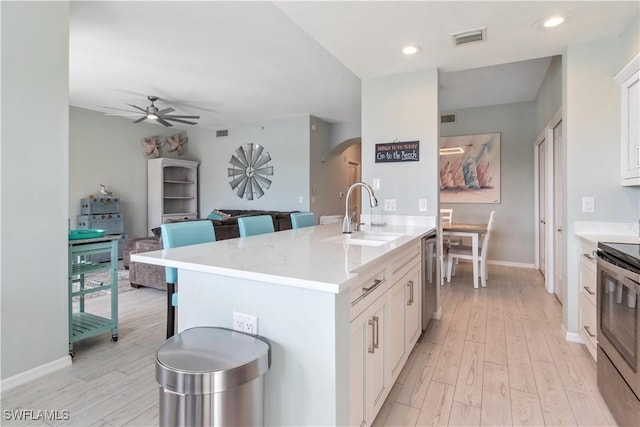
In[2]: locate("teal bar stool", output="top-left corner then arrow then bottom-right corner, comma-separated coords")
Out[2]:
161,220 -> 216,338
290,212 -> 316,229
238,215 -> 275,237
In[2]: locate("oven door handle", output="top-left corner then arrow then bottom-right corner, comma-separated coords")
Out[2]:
597,253 -> 640,287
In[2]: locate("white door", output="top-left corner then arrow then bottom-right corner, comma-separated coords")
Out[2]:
537,140 -> 547,277
553,120 -> 564,304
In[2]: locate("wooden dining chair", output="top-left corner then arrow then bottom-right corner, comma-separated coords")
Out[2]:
161,220 -> 216,338
446,210 -> 496,287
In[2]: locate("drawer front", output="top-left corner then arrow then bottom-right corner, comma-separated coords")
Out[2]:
85,236 -> 125,262
579,264 -> 597,306
579,241 -> 597,273
579,292 -> 597,360
77,214 -> 124,234
350,267 -> 388,320
389,242 -> 421,283
80,197 -> 120,214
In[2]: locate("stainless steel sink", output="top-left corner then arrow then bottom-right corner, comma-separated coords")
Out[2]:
322,231 -> 405,246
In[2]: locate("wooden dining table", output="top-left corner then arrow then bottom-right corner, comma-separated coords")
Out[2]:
442,222 -> 488,288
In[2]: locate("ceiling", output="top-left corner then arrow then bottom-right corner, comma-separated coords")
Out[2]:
69,1 -> 638,130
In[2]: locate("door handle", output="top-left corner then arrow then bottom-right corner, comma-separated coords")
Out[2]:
407,280 -> 414,305
373,316 -> 379,350
368,318 -> 375,353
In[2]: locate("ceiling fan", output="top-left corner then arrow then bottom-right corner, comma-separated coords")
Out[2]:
102,95 -> 200,127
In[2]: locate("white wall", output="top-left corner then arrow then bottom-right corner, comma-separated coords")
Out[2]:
69,107 -> 191,237
535,55 -> 562,132
1,2 -> 70,381
564,35 -> 640,333
188,116 -> 311,214
440,102 -> 538,265
361,69 -> 439,217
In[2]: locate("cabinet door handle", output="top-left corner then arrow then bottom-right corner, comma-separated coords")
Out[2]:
368,318 -> 375,353
407,280 -> 414,305
583,286 -> 595,295
583,325 -> 596,338
362,279 -> 382,292
583,253 -> 595,261
373,316 -> 379,350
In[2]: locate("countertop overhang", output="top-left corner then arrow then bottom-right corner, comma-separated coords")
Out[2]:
131,222 -> 435,293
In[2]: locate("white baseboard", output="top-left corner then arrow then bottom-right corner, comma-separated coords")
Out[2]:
563,324 -> 584,344
433,306 -> 443,320
0,355 -> 71,392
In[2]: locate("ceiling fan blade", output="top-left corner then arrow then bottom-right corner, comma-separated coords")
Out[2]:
105,113 -> 144,116
126,104 -> 147,113
162,117 -> 198,125
157,107 -> 175,115
99,105 -> 141,113
155,117 -> 173,127
160,114 -> 200,119
132,116 -> 147,124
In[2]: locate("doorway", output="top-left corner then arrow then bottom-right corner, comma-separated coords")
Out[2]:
534,111 -> 564,302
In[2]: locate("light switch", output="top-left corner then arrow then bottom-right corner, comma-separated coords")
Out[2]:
582,197 -> 595,213
372,178 -> 381,190
419,199 -> 427,211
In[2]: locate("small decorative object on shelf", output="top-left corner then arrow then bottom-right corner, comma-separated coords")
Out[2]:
100,184 -> 113,197
166,133 -> 188,155
141,135 -> 164,158
228,143 -> 274,200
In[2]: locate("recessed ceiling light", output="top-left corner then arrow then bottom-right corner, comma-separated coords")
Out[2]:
402,45 -> 421,55
536,12 -> 572,30
543,16 -> 565,28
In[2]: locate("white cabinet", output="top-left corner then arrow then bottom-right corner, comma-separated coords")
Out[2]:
147,158 -> 199,231
349,240 -> 422,426
350,291 -> 388,427
578,238 -> 598,360
615,54 -> 640,186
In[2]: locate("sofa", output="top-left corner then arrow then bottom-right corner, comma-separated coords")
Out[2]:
125,209 -> 297,291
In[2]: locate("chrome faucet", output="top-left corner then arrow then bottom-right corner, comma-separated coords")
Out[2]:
343,182 -> 378,233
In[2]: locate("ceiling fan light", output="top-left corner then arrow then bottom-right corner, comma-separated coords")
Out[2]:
147,113 -> 158,120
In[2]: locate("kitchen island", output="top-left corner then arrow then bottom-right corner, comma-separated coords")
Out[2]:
132,220 -> 434,426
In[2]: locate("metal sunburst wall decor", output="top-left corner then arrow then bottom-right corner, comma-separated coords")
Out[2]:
227,143 -> 274,200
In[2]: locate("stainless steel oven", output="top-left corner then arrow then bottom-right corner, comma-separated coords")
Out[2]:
596,242 -> 640,426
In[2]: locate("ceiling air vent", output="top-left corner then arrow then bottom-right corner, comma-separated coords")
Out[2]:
441,114 -> 456,123
216,130 -> 228,137
451,28 -> 486,47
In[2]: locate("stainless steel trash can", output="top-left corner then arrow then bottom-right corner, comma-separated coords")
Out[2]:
156,327 -> 271,427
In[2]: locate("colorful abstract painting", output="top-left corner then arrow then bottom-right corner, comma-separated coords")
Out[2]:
439,133 -> 501,204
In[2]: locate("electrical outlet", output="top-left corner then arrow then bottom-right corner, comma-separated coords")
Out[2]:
233,312 -> 258,334
244,314 -> 258,335
384,199 -> 396,211
233,311 -> 245,332
419,199 -> 427,211
298,196 -> 303,203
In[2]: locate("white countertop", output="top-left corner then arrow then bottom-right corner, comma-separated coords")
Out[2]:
574,220 -> 640,245
131,222 -> 435,293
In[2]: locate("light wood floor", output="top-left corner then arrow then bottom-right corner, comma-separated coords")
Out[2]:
375,263 -> 617,427
1,263 -> 616,426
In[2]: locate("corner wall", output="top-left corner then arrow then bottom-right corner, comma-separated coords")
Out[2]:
1,2 -> 70,381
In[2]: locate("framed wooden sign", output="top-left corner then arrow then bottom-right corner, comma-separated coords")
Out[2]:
375,141 -> 420,163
